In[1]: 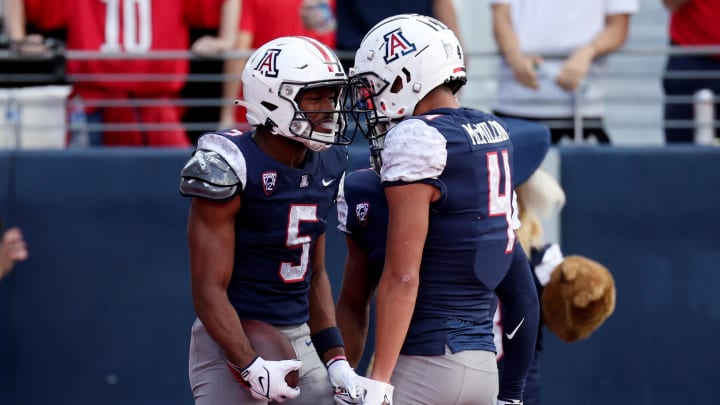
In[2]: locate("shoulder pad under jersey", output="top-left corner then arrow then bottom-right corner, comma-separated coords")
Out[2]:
179,149 -> 240,200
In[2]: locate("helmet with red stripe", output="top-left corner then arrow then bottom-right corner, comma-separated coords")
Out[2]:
350,14 -> 466,121
237,36 -> 351,151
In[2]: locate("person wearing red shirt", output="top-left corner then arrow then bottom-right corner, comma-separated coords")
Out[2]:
218,0 -> 337,130
5,0 -> 238,147
662,0 -> 720,143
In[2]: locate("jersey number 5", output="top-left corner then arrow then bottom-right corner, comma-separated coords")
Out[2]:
487,149 -> 515,253
280,205 -> 319,282
101,0 -> 152,53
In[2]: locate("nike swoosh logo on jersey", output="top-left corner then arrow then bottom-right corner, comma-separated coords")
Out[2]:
322,178 -> 336,187
505,317 -> 525,340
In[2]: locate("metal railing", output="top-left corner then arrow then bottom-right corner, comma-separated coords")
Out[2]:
1,45 -> 718,147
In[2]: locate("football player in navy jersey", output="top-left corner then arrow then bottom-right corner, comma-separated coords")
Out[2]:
336,118 -> 549,405
180,36 -> 362,405
339,14 -> 541,405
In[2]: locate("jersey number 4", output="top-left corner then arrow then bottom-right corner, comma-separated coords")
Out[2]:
101,0 -> 152,53
487,149 -> 515,253
280,205 -> 319,283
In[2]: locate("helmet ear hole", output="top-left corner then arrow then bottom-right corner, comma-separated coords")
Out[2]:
261,101 -> 278,112
390,76 -> 403,93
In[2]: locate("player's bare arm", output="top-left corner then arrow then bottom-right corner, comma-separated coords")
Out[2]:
371,183 -> 434,383
336,236 -> 374,367
308,233 -> 362,400
307,233 -> 345,360
557,13 -> 631,91
188,195 -> 256,368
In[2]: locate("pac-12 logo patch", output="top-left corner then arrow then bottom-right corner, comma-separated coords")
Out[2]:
355,202 -> 369,226
383,28 -> 416,63
262,171 -> 277,196
255,48 -> 281,78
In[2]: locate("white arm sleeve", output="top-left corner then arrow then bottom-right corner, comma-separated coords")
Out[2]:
380,118 -> 447,183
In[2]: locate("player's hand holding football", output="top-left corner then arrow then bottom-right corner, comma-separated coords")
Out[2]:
228,355 -> 301,402
327,356 -> 362,404
356,375 -> 393,405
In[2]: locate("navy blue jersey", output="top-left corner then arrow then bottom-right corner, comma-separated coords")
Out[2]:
384,107 -> 515,355
195,131 -> 347,326
337,168 -> 387,287
339,109 -> 550,356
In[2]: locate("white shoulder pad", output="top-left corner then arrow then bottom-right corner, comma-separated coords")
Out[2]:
380,118 -> 447,183
197,133 -> 248,190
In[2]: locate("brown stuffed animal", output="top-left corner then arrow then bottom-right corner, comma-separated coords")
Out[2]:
515,169 -> 616,344
541,256 -> 616,343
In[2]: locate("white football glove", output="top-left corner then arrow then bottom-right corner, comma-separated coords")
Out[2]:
228,356 -> 301,403
355,375 -> 394,405
497,399 -> 523,405
327,357 -> 362,404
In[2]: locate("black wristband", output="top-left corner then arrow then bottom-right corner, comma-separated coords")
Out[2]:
311,327 -> 344,357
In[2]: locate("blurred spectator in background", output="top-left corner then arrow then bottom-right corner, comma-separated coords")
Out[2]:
4,0 -> 238,147
181,0 -> 241,144
335,0 -> 462,71
490,0 -> 638,145
0,227 -> 28,281
218,0 -> 336,131
662,0 -> 720,144
0,0 -> 67,89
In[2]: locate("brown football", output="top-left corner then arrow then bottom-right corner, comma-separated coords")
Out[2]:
240,319 -> 300,388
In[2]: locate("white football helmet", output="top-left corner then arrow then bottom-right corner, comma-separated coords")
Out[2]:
350,14 -> 466,121
237,36 -> 352,151
349,14 -> 466,171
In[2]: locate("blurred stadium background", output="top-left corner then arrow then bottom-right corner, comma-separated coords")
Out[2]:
1,0 -> 719,404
